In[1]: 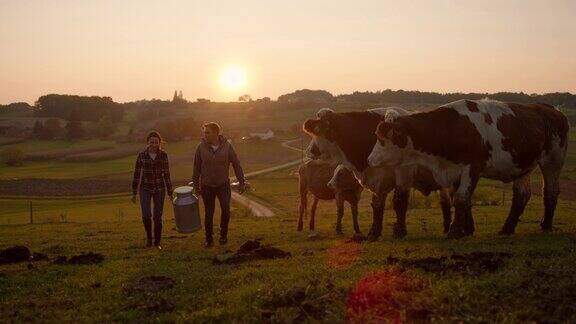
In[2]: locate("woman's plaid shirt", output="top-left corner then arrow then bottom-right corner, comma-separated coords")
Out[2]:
131,149 -> 173,195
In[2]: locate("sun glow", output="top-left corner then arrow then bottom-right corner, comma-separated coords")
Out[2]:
219,66 -> 247,92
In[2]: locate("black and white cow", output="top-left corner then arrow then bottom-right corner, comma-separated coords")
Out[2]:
369,99 -> 569,238
304,108 -> 453,241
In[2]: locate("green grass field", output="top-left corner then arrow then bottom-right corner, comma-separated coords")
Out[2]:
1,162 -> 576,322
1,121 -> 576,322
1,138 -> 303,180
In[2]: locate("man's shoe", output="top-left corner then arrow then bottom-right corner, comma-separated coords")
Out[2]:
146,240 -> 153,248
204,241 -> 214,248
219,237 -> 228,245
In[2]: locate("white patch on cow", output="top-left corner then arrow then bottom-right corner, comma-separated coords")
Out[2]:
369,136 -> 463,190
317,108 -> 335,118
444,99 -> 522,179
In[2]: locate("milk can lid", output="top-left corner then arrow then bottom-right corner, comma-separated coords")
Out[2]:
174,186 -> 193,194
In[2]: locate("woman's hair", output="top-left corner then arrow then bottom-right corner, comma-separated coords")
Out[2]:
203,122 -> 221,134
146,131 -> 163,143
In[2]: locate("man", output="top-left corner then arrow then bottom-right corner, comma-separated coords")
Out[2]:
192,122 -> 246,247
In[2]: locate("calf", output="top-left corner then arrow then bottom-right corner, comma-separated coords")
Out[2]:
369,99 -> 569,238
304,108 -> 453,241
298,160 -> 363,235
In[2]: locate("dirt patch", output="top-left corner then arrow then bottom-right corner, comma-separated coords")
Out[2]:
124,276 -> 176,296
0,246 -> 31,264
260,280 -> 341,323
68,252 -> 104,265
212,240 -> 291,265
31,252 -> 49,261
127,298 -> 176,313
51,252 -> 104,265
346,269 -> 433,323
388,251 -> 512,275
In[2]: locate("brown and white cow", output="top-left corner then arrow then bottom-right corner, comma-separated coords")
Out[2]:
298,160 -> 363,235
303,108 -> 454,241
368,99 -> 569,238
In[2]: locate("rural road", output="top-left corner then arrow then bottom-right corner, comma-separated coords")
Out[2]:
230,138 -> 308,217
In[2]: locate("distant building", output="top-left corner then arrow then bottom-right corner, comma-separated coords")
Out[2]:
247,129 -> 274,140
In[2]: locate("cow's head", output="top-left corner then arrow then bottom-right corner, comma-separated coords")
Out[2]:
302,110 -> 346,164
368,118 -> 409,168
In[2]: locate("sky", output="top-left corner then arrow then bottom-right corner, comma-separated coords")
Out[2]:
0,0 -> 575,104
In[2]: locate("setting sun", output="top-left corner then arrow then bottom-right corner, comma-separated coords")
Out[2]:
220,66 -> 247,92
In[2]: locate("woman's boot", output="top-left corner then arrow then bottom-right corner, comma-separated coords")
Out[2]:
153,220 -> 163,250
143,218 -> 153,247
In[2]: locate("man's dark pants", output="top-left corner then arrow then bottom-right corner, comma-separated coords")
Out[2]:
201,181 -> 232,242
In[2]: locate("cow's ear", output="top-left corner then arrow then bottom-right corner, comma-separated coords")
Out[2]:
317,108 -> 334,119
303,119 -> 321,135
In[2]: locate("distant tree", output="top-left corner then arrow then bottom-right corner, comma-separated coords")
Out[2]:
238,94 -> 252,102
42,118 -> 63,139
33,120 -> 44,139
65,110 -> 84,140
35,94 -> 124,122
93,115 -> 117,139
173,90 -> 179,102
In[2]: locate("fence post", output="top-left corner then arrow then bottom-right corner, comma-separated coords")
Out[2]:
29,201 -> 33,224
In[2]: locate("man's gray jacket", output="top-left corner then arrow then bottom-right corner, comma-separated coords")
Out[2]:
192,135 -> 245,190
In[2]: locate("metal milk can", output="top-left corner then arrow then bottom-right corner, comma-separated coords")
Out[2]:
172,185 -> 201,233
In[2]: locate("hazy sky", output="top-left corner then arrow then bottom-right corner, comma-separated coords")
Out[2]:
1,0 -> 575,104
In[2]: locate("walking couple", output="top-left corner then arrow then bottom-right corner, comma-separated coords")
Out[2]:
131,123 -> 246,249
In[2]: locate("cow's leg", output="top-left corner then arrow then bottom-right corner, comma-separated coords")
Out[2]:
351,199 -> 361,235
540,166 -> 562,232
448,169 -> 478,239
499,173 -> 531,235
367,192 -> 386,242
335,193 -> 344,235
298,183 -> 307,231
392,188 -> 409,239
310,196 -> 319,231
439,188 -> 453,234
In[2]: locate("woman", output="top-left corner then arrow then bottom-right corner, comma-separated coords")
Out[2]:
131,131 -> 173,249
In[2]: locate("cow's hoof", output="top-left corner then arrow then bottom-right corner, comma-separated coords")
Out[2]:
366,234 -> 380,242
350,233 -> 366,242
392,223 -> 407,239
446,229 -> 465,239
498,228 -> 514,235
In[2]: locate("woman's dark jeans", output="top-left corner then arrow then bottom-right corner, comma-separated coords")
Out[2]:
201,182 -> 232,242
139,189 -> 165,245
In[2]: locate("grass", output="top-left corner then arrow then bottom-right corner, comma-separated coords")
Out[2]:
0,139 -> 302,180
1,165 -> 576,322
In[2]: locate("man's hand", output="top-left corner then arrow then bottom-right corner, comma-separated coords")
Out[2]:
237,183 -> 246,194
168,193 -> 174,201
194,188 -> 201,197
131,194 -> 137,204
